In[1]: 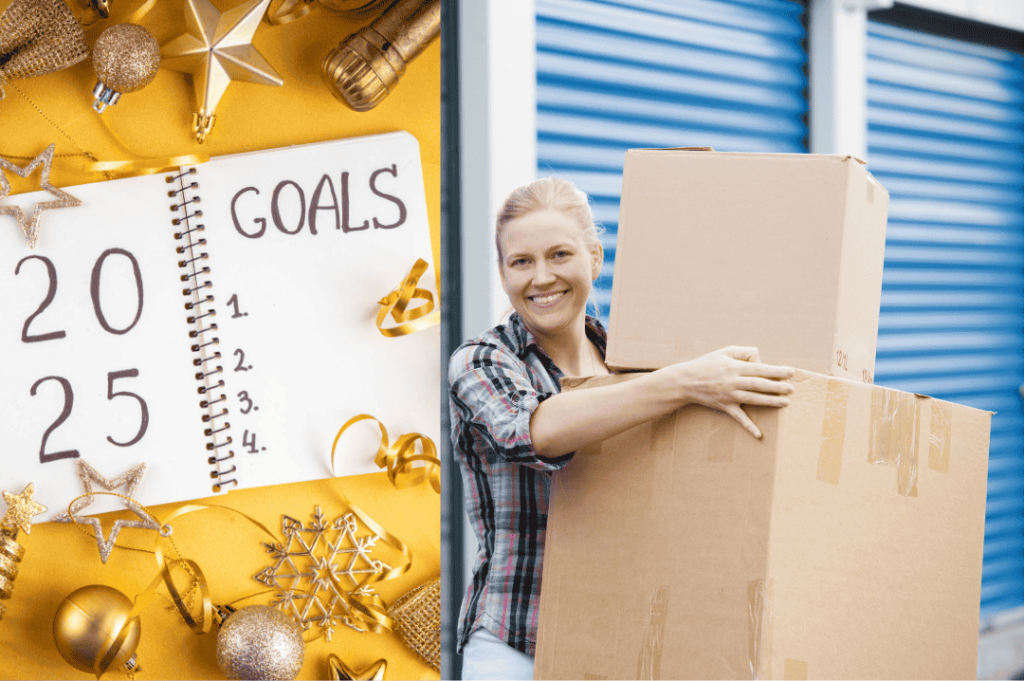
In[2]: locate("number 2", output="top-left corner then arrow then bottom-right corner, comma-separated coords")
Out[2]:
15,255 -> 67,343
30,376 -> 79,463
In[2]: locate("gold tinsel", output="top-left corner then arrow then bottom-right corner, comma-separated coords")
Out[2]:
389,577 -> 439,671
0,0 -> 89,98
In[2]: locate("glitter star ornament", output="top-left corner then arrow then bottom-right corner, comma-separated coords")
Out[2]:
0,482 -> 45,620
0,144 -> 81,248
1,483 -> 46,536
160,0 -> 284,143
53,460 -> 161,563
255,507 -> 394,641
327,654 -> 386,680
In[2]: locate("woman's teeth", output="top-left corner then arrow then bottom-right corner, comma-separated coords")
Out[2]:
532,291 -> 565,305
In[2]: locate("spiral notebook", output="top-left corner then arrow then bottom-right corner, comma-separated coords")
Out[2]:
0,132 -> 439,520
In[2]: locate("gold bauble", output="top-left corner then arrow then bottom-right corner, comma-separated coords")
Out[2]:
53,585 -> 141,676
93,23 -> 160,93
216,605 -> 305,680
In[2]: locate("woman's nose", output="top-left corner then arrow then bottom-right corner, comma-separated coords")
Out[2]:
534,261 -> 556,284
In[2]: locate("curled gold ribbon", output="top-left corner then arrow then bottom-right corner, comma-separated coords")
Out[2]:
376,258 -> 440,337
332,414 -> 441,494
266,0 -> 317,24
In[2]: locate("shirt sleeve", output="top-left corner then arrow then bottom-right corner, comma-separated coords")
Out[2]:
448,341 -> 574,471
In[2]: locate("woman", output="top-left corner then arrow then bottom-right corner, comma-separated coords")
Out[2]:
449,177 -> 794,679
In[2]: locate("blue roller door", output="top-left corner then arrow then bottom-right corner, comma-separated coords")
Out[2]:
867,20 -> 1024,614
536,0 -> 807,324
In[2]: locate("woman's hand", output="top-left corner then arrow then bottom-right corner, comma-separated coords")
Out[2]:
664,346 -> 795,439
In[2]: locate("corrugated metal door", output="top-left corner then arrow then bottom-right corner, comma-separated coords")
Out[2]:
867,20 -> 1024,615
535,0 -> 807,324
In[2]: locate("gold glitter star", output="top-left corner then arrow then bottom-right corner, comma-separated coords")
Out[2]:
0,145 -> 82,249
52,459 -> 147,522
327,654 -> 386,681
160,0 -> 283,143
1,483 -> 47,535
53,460 -> 158,564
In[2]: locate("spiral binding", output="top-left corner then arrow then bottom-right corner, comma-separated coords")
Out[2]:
168,167 -> 236,492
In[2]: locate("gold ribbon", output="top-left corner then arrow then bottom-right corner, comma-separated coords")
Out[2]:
87,114 -> 209,178
332,414 -> 441,493
376,258 -> 440,337
0,0 -> 89,99
266,0 -> 318,24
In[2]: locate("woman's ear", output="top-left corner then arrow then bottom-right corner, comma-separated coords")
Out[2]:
591,243 -> 604,280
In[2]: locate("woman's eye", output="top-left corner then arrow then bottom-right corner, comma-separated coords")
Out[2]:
553,251 -> 569,259
511,258 -> 528,267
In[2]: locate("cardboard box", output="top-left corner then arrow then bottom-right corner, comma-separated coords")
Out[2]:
534,372 -> 991,680
607,150 -> 889,383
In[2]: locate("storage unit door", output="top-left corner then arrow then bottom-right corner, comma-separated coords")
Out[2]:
867,20 -> 1024,614
535,0 -> 807,324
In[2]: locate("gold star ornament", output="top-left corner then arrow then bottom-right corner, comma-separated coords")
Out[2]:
160,0 -> 284,143
1,483 -> 47,535
0,145 -> 82,249
327,654 -> 386,681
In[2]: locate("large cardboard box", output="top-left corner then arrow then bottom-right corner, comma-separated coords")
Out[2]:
607,150 -> 889,382
535,372 -> 991,680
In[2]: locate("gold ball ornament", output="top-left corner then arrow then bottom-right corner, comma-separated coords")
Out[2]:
91,23 -> 161,113
53,585 -> 141,676
216,605 -> 305,680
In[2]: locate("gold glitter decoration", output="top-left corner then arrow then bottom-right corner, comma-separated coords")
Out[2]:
1,483 -> 47,535
326,653 -> 387,680
0,144 -> 82,249
216,605 -> 304,680
390,577 -> 439,671
255,507 -> 393,641
161,0 -> 283,143
0,0 -> 89,99
0,528 -> 25,621
53,460 -> 161,564
92,23 -> 161,113
52,459 -> 147,522
53,585 -> 142,677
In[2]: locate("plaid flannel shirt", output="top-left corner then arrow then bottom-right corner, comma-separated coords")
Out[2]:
448,312 -> 608,656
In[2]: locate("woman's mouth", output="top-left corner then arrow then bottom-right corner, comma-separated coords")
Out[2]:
529,291 -> 567,306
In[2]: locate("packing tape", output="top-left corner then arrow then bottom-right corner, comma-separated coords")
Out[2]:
708,414 -> 736,463
868,389 -> 919,497
637,586 -> 668,680
784,659 -> 809,680
748,579 -> 773,679
816,380 -> 849,485
928,400 -> 953,473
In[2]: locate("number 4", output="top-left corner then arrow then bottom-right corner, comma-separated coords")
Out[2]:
242,429 -> 261,454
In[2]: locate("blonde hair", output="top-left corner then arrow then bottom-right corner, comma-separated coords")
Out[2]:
495,177 -> 603,269
495,177 -> 605,318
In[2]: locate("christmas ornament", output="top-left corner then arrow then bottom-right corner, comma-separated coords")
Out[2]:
216,604 -> 304,680
0,482 -> 44,621
161,0 -> 283,143
0,0 -> 89,99
254,505 -> 410,640
389,577 -> 439,671
54,460 -> 164,563
53,584 -> 141,677
91,23 -> 161,113
326,653 -> 386,681
52,459 -> 147,522
0,144 -> 82,249
321,0 -> 438,112
1,482 -> 47,535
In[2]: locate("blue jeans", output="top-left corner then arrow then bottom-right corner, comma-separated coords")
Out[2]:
461,627 -> 535,680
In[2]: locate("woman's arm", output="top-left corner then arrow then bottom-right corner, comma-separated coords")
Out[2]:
530,346 -> 795,459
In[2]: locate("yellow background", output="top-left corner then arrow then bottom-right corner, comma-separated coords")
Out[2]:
0,0 -> 441,678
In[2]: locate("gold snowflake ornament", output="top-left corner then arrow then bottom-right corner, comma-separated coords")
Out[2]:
255,506 -> 395,641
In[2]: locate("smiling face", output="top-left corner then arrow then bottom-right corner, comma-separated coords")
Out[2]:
499,208 -> 602,341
